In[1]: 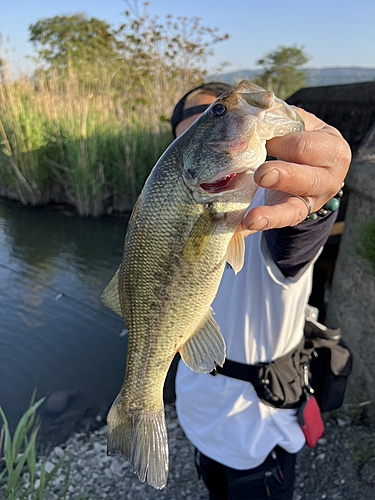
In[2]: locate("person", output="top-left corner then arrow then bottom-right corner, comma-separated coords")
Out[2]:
170,82 -> 351,500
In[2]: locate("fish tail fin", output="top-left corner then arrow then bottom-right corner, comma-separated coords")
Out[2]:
107,394 -> 169,490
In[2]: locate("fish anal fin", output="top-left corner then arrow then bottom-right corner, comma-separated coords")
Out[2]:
101,268 -> 122,316
225,227 -> 245,274
107,393 -> 168,489
183,206 -> 222,263
179,308 -> 226,373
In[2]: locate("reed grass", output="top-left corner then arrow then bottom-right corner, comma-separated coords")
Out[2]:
0,396 -> 77,500
0,65 -> 175,216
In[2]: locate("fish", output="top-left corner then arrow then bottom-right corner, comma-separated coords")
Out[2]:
101,80 -> 304,489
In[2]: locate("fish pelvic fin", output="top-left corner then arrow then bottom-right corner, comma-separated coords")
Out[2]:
183,206 -> 222,263
101,267 -> 122,316
225,227 -> 245,274
179,308 -> 226,373
107,394 -> 168,490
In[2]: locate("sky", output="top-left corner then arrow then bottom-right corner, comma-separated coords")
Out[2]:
1,0 -> 374,76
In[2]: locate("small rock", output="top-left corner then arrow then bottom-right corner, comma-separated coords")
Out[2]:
94,441 -> 105,454
110,458 -> 124,476
44,461 -> 55,474
99,455 -> 111,468
337,416 -> 351,427
104,468 -> 113,479
52,446 -> 65,460
44,390 -> 78,415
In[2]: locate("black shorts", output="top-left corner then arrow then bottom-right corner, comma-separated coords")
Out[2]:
197,445 -> 297,500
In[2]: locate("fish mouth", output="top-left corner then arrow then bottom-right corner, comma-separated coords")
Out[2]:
200,170 -> 251,194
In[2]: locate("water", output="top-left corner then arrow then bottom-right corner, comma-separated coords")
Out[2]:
0,199 -> 130,447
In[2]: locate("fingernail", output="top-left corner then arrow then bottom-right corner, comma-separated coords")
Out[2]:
260,169 -> 280,188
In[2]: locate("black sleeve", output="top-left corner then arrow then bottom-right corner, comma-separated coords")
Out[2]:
264,211 -> 338,277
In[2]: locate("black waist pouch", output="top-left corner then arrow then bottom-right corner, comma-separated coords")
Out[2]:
251,339 -> 309,409
212,320 -> 353,412
212,338 -> 310,409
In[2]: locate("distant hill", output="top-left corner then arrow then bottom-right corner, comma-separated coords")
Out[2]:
212,67 -> 375,88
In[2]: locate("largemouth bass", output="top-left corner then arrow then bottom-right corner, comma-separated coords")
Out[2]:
102,80 -> 304,489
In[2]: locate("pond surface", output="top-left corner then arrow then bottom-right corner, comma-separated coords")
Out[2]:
0,199 -> 130,448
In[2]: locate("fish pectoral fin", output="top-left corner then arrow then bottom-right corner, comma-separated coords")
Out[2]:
101,267 -> 122,316
107,393 -> 169,489
179,308 -> 226,373
225,227 -> 245,274
183,207 -> 221,263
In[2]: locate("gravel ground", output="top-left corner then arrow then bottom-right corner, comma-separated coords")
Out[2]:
14,404 -> 375,500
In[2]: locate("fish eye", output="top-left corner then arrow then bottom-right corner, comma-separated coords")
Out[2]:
210,103 -> 227,116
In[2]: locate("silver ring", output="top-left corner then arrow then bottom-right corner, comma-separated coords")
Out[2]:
293,195 -> 311,218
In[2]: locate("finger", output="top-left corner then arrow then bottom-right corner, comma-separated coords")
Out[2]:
255,160 -> 345,214
255,160 -> 330,199
242,196 -> 311,233
265,127 -> 349,169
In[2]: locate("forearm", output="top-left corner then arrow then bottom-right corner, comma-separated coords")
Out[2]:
265,211 -> 338,277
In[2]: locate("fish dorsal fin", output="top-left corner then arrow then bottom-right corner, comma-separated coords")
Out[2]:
101,267 -> 122,316
179,308 -> 226,373
183,206 -> 222,263
225,227 -> 245,274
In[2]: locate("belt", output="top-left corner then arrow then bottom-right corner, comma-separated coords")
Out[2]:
210,358 -> 262,384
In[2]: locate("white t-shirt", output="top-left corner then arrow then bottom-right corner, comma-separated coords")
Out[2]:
175,188 -> 318,470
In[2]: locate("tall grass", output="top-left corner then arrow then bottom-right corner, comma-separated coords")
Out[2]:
0,66 -> 174,216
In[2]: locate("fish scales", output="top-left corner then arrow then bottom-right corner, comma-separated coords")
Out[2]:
120,159 -> 224,405
101,80 -> 305,489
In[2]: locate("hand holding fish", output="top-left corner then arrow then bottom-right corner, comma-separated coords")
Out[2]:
242,107 -> 351,233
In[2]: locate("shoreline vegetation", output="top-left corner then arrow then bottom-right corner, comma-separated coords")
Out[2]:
0,69 -> 176,217
0,3 -> 231,217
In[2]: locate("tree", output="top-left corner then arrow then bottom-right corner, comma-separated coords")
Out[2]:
114,0 -> 230,116
254,44 -> 311,99
28,14 -> 123,88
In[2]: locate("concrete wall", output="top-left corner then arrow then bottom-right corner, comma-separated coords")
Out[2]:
326,130 -> 375,408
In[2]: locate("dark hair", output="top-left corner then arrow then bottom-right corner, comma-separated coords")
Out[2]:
170,82 -> 234,138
